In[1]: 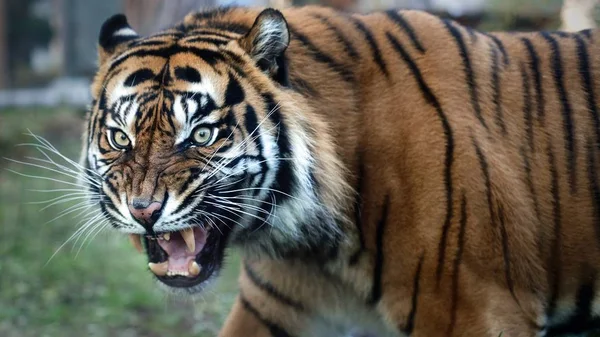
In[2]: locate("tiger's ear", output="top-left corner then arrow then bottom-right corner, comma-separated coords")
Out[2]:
98,14 -> 139,65
239,9 -> 290,85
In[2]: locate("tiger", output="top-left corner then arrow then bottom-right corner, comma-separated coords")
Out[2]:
80,4 -> 600,337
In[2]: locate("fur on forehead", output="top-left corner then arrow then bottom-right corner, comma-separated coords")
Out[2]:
101,54 -> 245,108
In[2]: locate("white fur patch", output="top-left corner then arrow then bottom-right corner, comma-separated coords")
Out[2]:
187,79 -> 218,103
200,96 -> 209,108
125,101 -> 139,131
186,99 -> 199,118
173,95 -> 190,143
113,27 -> 138,37
108,81 -> 136,105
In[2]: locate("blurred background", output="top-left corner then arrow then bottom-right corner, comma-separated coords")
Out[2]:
0,0 -> 597,336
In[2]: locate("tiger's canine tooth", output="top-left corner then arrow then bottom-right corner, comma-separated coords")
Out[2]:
189,261 -> 201,276
163,232 -> 170,241
148,262 -> 168,276
129,234 -> 143,253
180,228 -> 195,252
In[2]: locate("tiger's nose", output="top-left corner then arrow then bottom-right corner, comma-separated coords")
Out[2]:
128,198 -> 163,227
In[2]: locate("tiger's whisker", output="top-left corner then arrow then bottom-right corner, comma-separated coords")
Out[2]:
44,210 -> 104,266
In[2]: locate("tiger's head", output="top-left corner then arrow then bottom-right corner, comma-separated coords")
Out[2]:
82,8 -> 351,293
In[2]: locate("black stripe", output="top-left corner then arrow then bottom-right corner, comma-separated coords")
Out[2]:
190,96 -> 217,124
546,269 -> 597,335
490,46 -> 507,135
520,62 -> 535,153
240,295 -> 294,337
520,146 -> 541,220
289,77 -> 319,97
185,36 -> 229,45
465,26 -> 478,43
349,161 -> 366,266
263,94 -> 294,208
224,73 -> 245,106
473,138 -> 495,227
443,20 -> 487,129
484,33 -> 510,65
222,50 -> 248,68
575,266 -> 597,321
90,101 -> 101,144
520,38 -> 545,125
181,47 -> 229,67
109,100 -> 123,125
549,31 -> 571,38
104,174 -> 120,198
473,138 -> 523,314
244,105 -> 262,153
369,194 -> 389,305
498,204 -> 518,303
310,12 -> 360,59
385,10 -> 425,53
348,15 -> 389,77
188,28 -> 237,39
131,39 -> 169,47
124,68 -> 156,87
161,93 -> 177,133
288,26 -> 354,83
122,99 -> 136,126
147,30 -> 184,38
546,143 -> 562,319
177,168 -> 202,196
587,140 -> 600,245
448,193 -> 467,336
575,35 -> 600,152
244,263 -> 305,311
386,32 -> 455,286
404,254 -> 424,334
174,66 -> 201,83
541,32 -> 577,194
580,29 -> 593,40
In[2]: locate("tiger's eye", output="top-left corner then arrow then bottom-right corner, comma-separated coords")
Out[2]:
192,127 -> 213,146
110,130 -> 131,150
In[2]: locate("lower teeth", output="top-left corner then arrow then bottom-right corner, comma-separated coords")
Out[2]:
167,270 -> 189,277
148,260 -> 202,278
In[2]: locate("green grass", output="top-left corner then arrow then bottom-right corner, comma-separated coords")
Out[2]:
0,107 -> 240,337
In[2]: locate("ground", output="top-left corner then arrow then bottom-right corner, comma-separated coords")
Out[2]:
0,107 -> 240,337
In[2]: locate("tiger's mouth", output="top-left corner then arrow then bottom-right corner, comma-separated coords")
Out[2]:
128,226 -> 225,289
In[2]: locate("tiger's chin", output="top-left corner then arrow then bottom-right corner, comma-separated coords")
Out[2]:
128,226 -> 228,294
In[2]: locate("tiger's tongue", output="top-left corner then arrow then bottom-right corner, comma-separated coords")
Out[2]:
157,227 -> 207,274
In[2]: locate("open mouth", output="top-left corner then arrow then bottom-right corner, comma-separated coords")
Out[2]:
128,226 -> 225,288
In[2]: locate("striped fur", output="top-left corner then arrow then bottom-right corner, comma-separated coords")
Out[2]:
85,5 -> 600,337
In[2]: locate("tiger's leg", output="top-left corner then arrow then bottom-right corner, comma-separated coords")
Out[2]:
219,264 -> 310,337
219,296 -> 275,337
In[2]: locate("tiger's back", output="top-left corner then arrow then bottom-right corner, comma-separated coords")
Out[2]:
214,7 -> 600,336
87,5 -> 600,336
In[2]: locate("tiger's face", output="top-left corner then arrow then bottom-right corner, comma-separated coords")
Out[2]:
81,9 -> 344,293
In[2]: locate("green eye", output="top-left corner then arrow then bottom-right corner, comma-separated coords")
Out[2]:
192,126 -> 214,146
109,129 -> 131,150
